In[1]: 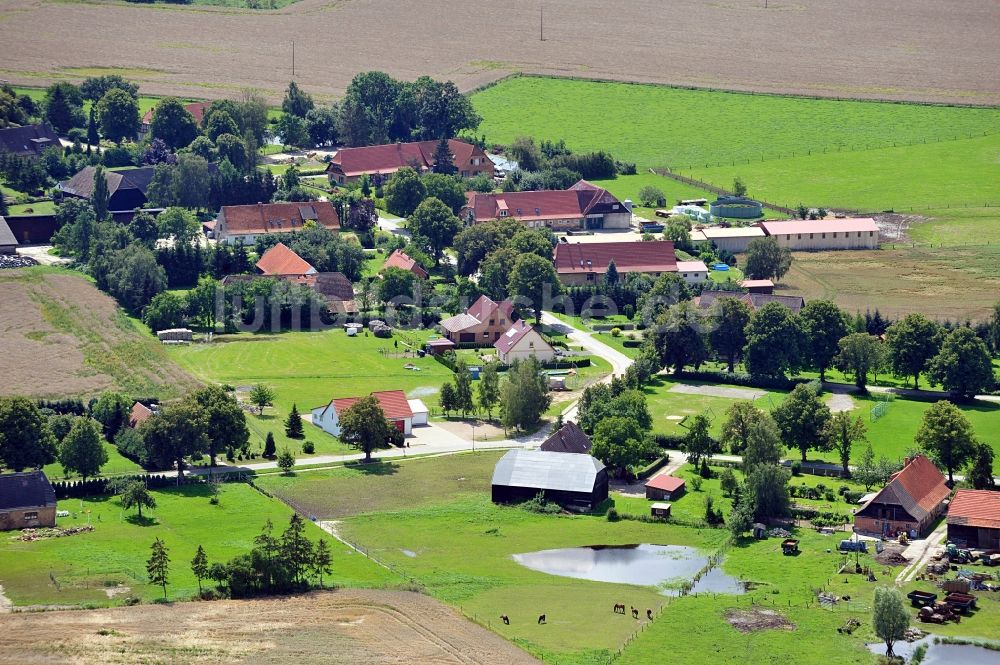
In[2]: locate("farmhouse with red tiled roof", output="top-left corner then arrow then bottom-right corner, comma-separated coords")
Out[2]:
438,295 -> 515,345
382,249 -> 429,279
214,202 -> 340,245
128,402 -> 155,429
462,180 -> 630,231
854,455 -> 949,538
326,139 -> 493,184
256,242 -> 316,277
947,489 -> 1000,549
311,389 -> 427,436
553,240 -> 678,285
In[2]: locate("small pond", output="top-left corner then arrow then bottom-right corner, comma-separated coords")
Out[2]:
512,544 -> 746,596
866,636 -> 999,664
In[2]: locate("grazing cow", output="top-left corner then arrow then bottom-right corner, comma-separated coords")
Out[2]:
501,614 -> 510,625
646,609 -> 653,620
537,614 -> 546,624
631,607 -> 639,619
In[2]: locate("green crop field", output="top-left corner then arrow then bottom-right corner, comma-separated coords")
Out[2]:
688,133 -> 1000,211
167,328 -> 453,455
472,77 -> 1000,170
0,482 -> 396,607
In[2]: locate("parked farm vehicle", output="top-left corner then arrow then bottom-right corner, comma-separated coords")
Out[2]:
943,592 -> 977,614
839,539 -> 867,553
781,539 -> 800,555
906,590 -> 937,608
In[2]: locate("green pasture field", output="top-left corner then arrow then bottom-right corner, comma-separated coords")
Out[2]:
42,442 -> 144,481
472,76 -> 1000,170
904,207 -> 1000,246
688,133 -> 1000,211
6,200 -> 56,215
0,482 -> 397,607
166,328 -> 453,455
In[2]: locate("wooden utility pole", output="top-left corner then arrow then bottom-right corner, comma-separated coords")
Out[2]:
540,3 -> 544,41
292,41 -> 295,77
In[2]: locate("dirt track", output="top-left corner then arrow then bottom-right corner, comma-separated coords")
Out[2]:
0,589 -> 542,664
1,0 -> 999,105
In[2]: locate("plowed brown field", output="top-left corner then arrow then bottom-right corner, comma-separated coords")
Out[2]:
1,0 -> 998,105
0,589 -> 542,665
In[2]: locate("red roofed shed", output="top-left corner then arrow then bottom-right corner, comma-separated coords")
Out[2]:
947,489 -> 1000,549
645,475 -> 686,500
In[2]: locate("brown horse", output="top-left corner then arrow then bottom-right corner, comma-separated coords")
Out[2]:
631,607 -> 639,619
646,609 -> 653,620
613,603 -> 625,614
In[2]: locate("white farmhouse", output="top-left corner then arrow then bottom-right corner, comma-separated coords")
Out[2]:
494,320 -> 556,364
311,390 -> 416,437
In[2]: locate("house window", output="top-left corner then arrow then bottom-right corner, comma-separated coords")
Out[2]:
797,234 -> 801,239
869,231 -> 874,237
809,233 -> 814,239
833,232 -> 837,238
499,210 -> 508,217
24,511 -> 38,520
586,274 -> 595,281
822,233 -> 826,238
489,319 -> 495,325
483,331 -> 490,338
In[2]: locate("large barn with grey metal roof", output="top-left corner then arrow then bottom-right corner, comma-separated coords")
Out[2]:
491,449 -> 608,511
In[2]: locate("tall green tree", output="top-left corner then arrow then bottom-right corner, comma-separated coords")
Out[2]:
422,173 -> 466,213
80,75 -> 138,102
799,300 -> 849,381
683,414 -> 719,467
91,390 -> 133,439
378,267 -> 416,303
277,447 -> 296,474
709,297 -> 751,372
140,401 -> 209,479
383,166 -> 426,217
742,415 -> 784,471
477,362 -> 501,421
927,327 -> 995,400
191,385 -> 250,465
649,301 -> 709,374
834,333 -> 885,391
147,538 -> 170,599
96,88 -> 140,143
248,384 -> 276,415
408,197 -> 461,263
119,479 -> 156,518
58,417 -> 108,480
143,291 -> 188,332
885,313 -> 942,388
987,301 -> 1000,355
87,106 -> 100,146
508,253 -> 562,323
591,416 -> 653,478
280,513 -> 314,585
312,538 -> 333,587
263,432 -> 277,459
914,400 -> 976,484
92,165 -> 110,221
0,397 -> 57,471
500,358 -> 551,431
873,587 -> 909,659
743,302 -> 806,379
744,463 -> 791,521
744,237 -> 792,282
452,359 -> 475,418
43,82 -> 85,133
105,244 -> 167,312
431,137 -> 457,175
191,545 -> 209,594
967,443 -> 995,490
149,98 -> 199,150
338,395 -> 392,463
829,411 -> 867,476
772,384 -> 832,462
285,403 -> 305,439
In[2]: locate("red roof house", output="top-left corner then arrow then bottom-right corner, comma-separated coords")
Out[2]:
461,180 -> 631,232
382,249 -> 429,279
553,240 -> 678,285
326,139 -> 494,184
214,202 -> 340,245
947,489 -> 1000,549
128,402 -> 154,429
645,475 -> 686,500
494,320 -> 555,364
141,101 -> 212,133
310,389 -> 416,436
438,295 -> 515,344
256,242 -> 316,276
855,455 -> 950,538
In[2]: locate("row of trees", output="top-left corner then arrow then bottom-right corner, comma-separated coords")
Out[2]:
439,358 -> 551,432
145,515 -> 333,600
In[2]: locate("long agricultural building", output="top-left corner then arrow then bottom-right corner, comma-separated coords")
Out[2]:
759,218 -> 879,250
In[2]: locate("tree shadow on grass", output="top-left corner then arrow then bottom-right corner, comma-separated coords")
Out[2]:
125,514 -> 158,527
343,460 -> 400,476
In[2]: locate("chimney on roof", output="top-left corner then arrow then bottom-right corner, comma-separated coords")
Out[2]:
587,259 -> 592,268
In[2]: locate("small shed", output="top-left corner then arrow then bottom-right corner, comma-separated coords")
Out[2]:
407,399 -> 429,427
739,279 -> 774,294
645,475 -> 686,501
0,216 -> 19,255
650,502 -> 671,519
425,337 -> 456,355
752,523 -> 767,539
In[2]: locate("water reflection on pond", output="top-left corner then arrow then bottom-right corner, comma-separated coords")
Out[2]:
512,544 -> 746,596
866,636 -> 999,664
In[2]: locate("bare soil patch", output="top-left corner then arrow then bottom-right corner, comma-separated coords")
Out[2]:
0,589 -> 541,665
724,607 -> 795,633
826,393 -> 855,413
875,543 -> 910,567
668,383 -> 766,400
1,0 -> 999,104
0,269 -> 199,399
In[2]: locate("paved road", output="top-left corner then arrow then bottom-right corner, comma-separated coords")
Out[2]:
539,312 -> 634,422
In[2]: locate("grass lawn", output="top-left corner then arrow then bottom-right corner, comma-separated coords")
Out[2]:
473,77 -> 1000,172
42,442 -> 144,481
643,376 -> 791,437
688,133 -> 1000,211
166,328 -> 453,456
0,482 -> 397,607
904,207 -> 1000,246
7,200 -> 56,215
